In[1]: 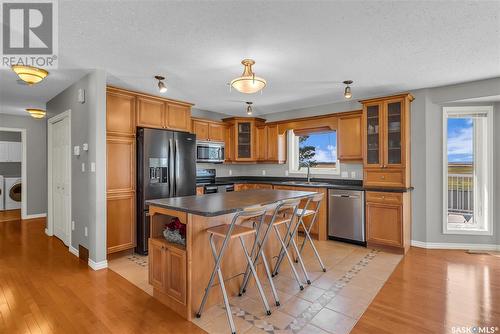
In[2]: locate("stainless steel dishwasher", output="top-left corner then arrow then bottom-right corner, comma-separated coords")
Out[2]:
328,189 -> 365,245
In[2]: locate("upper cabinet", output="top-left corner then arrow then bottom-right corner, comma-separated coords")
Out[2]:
256,123 -> 286,163
136,96 -> 192,133
106,89 -> 136,137
337,111 -> 362,161
223,117 -> 265,162
361,94 -> 413,188
192,118 -> 225,142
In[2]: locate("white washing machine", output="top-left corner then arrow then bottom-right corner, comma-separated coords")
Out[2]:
5,177 -> 21,210
0,175 -> 4,211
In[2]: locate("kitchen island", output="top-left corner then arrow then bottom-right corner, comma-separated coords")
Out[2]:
146,189 -> 316,320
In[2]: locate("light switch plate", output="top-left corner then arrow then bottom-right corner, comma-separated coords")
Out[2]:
90,162 -> 96,172
73,146 -> 80,156
82,143 -> 89,151
84,227 -> 88,237
341,171 -> 348,178
262,170 -> 266,176
81,163 -> 85,172
78,88 -> 85,103
351,171 -> 356,179
71,221 -> 75,231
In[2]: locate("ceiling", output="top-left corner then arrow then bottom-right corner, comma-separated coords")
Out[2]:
1,1 -> 499,117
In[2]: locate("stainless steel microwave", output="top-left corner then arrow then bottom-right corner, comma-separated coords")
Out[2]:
196,141 -> 225,163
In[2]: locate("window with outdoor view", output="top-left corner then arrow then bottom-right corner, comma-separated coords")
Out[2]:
443,106 -> 493,235
288,130 -> 339,174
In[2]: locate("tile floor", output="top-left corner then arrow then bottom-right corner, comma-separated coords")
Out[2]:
193,239 -> 402,334
108,253 -> 153,296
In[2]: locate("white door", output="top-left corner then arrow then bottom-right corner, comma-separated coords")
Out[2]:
51,117 -> 71,245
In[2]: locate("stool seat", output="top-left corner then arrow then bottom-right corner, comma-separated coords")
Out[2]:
264,214 -> 292,226
297,208 -> 315,216
207,224 -> 256,238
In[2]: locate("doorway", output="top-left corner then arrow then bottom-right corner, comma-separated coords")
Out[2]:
47,111 -> 72,246
0,128 -> 27,222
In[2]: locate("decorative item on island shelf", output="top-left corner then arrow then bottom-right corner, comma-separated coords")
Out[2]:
163,217 -> 186,246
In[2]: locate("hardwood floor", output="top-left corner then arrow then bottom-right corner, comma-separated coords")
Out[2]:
0,209 -> 21,222
352,247 -> 500,334
0,218 -> 205,334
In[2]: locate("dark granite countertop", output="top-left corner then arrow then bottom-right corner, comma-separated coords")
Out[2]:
208,176 -> 413,193
146,189 -> 317,217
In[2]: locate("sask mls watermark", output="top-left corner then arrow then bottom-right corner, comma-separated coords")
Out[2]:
0,0 -> 58,68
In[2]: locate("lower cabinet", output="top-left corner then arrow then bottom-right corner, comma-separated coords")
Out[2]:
366,191 -> 411,253
106,192 -> 135,253
149,238 -> 187,305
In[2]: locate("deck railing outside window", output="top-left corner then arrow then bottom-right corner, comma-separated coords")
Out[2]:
448,173 -> 474,215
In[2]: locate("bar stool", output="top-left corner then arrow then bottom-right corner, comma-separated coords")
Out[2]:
273,193 -> 326,280
238,198 -> 302,305
196,207 -> 271,334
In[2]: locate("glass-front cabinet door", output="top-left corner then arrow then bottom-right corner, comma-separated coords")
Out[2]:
365,103 -> 382,167
384,99 -> 403,167
237,121 -> 252,159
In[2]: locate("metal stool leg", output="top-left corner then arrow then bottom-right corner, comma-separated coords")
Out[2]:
273,223 -> 304,290
297,202 -> 327,272
289,233 -> 311,284
239,236 -> 271,315
273,205 -> 304,276
259,248 -> 280,306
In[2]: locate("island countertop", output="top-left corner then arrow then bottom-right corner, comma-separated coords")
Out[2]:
146,189 -> 316,217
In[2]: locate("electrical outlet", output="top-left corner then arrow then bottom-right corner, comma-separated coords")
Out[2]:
262,170 -> 266,176
81,163 -> 85,172
71,221 -> 75,231
84,227 -> 88,237
229,169 -> 232,176
341,171 -> 348,178
285,170 -> 289,176
351,171 -> 356,179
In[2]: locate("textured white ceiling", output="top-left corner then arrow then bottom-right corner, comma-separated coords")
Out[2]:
1,1 -> 499,117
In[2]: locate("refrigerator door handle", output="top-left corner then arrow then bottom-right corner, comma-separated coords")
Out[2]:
169,138 -> 174,196
174,139 -> 179,197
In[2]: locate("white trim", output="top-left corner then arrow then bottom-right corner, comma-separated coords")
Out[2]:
411,240 -> 499,251
88,259 -> 108,271
0,127 -> 27,219
47,110 -> 72,248
24,213 -> 47,219
69,245 -> 79,257
442,106 -> 494,236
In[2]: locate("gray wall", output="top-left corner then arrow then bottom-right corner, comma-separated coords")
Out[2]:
0,114 -> 47,215
409,78 -> 500,246
0,131 -> 21,177
46,70 -> 107,263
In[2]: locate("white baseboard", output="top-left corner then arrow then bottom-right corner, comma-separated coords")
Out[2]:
69,245 -> 79,257
411,240 -> 499,251
44,228 -> 52,236
24,213 -> 47,220
88,259 -> 108,271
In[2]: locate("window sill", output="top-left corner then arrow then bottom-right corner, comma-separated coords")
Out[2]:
443,228 -> 493,236
289,169 -> 340,176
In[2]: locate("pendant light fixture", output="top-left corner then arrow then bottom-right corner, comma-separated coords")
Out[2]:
155,75 -> 167,93
343,80 -> 353,99
25,108 -> 46,119
246,102 -> 253,115
12,65 -> 49,85
230,59 -> 266,94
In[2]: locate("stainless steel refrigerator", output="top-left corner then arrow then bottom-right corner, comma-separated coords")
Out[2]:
136,128 -> 196,255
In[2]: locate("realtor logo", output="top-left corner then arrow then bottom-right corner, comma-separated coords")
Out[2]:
1,0 -> 58,68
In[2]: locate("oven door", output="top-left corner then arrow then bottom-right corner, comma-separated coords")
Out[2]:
196,141 -> 224,163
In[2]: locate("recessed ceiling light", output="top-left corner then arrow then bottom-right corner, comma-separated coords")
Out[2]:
155,75 -> 167,93
25,108 -> 46,119
343,80 -> 353,99
230,59 -> 266,94
12,65 -> 49,85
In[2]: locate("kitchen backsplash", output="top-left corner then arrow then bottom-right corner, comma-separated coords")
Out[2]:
197,161 -> 363,180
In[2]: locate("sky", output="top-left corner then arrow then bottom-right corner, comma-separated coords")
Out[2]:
447,118 -> 473,163
299,132 -> 337,162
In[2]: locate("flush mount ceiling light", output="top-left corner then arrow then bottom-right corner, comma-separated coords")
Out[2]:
155,75 -> 167,93
25,108 -> 46,119
246,102 -> 253,115
11,65 -> 49,85
343,80 -> 353,99
230,59 -> 266,94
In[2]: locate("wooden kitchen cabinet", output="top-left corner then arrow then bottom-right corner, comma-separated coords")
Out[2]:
191,118 -> 225,142
361,94 -> 413,188
165,103 -> 191,132
196,186 -> 204,195
106,89 -> 136,137
256,123 -> 286,163
366,191 -> 411,253
107,192 -> 136,253
338,111 -> 362,161
136,96 -> 165,129
223,117 -> 266,162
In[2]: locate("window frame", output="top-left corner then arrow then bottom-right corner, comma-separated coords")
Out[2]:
287,130 -> 340,175
442,106 -> 494,236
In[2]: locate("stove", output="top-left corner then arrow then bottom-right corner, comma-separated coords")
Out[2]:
196,169 -> 234,194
